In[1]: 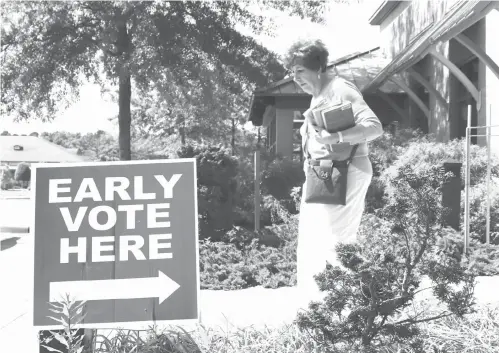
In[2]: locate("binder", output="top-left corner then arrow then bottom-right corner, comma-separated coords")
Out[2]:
304,100 -> 355,150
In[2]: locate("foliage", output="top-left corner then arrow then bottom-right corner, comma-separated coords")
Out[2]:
93,326 -> 202,353
177,144 -> 239,240
14,162 -> 31,182
40,130 -> 176,161
200,215 -> 298,290
41,131 -> 119,161
365,128 -> 426,213
462,181 -> 499,245
232,147 -> 305,228
368,128 -> 425,178
1,165 -> 14,190
93,329 -> 146,352
78,130 -> 119,161
421,307 -> 499,353
436,226 -> 499,276
130,135 -> 181,160
294,156 -> 476,351
261,156 -> 305,201
41,131 -> 82,149
366,130 -> 499,246
382,136 -> 499,189
1,1 -> 326,160
46,304 -> 499,353
40,294 -> 88,353
175,142 -> 302,240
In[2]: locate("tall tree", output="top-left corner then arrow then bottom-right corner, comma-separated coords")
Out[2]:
1,1 -> 326,160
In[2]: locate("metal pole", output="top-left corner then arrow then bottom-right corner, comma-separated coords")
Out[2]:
254,149 -> 261,231
486,104 -> 492,245
464,104 -> 472,255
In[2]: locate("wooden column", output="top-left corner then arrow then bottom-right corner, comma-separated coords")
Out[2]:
254,150 -> 261,231
442,160 -> 462,231
275,107 -> 294,159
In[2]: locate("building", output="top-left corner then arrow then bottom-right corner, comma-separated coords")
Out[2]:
247,0 -> 499,158
0,135 -> 86,171
247,47 -> 408,159
365,0 -> 499,152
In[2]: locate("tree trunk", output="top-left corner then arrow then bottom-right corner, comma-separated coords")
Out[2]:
118,71 -> 132,160
117,20 -> 132,161
179,118 -> 186,145
231,118 -> 235,155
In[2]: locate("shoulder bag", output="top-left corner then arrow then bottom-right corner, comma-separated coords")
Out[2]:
303,122 -> 358,205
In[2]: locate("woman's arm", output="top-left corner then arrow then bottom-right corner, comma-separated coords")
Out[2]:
315,78 -> 383,145
336,79 -> 383,144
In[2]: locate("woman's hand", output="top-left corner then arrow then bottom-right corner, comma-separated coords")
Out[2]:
313,129 -> 340,145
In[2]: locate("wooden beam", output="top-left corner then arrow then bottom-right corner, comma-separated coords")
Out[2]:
454,33 -> 499,82
429,49 -> 481,110
388,78 -> 431,122
376,89 -> 407,123
407,68 -> 449,109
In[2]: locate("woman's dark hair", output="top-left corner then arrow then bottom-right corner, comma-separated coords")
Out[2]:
283,39 -> 329,73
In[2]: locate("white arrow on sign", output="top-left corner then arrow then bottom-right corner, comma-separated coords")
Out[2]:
49,270 -> 180,304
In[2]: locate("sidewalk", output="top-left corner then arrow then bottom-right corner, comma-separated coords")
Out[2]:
0,189 -> 31,200
0,197 -> 30,237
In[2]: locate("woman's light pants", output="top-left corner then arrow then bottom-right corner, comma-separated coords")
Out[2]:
296,156 -> 373,304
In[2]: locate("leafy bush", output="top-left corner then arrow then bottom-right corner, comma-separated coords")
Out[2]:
70,306 -> 499,353
368,128 -> 426,178
14,162 -> 31,182
295,153 -> 476,352
232,148 -> 304,228
366,128 -> 427,213
1,165 -> 14,190
366,128 -> 499,213
39,294 -> 88,353
177,144 -> 239,240
462,182 -> 499,245
261,156 -> 305,201
385,137 -> 499,254
199,238 -> 297,290
200,214 -> 298,290
435,226 -> 499,276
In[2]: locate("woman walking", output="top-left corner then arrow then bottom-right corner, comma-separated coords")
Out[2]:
284,39 -> 383,302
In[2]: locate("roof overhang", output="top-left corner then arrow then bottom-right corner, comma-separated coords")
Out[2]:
369,1 -> 402,26
364,0 -> 496,93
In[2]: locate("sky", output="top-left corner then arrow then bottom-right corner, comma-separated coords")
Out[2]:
1,0 -> 382,136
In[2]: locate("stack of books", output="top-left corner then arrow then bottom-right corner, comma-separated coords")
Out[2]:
303,99 -> 356,150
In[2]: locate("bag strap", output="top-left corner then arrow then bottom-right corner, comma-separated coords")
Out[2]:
346,144 -> 359,164
303,120 -> 358,163
303,121 -> 312,160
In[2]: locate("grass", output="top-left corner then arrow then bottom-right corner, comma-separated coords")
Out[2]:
421,306 -> 499,353
87,304 -> 499,353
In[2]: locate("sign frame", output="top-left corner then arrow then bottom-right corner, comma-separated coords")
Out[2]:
29,158 -> 200,331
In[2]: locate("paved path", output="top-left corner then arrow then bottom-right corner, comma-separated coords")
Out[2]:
0,197 -> 30,234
